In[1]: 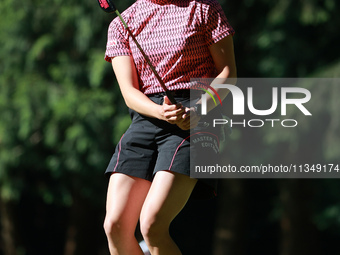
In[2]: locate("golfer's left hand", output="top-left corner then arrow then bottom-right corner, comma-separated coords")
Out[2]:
176,107 -> 200,130
160,96 -> 184,123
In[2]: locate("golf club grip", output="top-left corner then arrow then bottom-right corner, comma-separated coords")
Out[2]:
97,0 -> 116,13
165,90 -> 177,105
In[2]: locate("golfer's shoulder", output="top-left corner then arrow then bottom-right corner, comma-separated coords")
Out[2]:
195,0 -> 229,22
193,0 -> 226,18
108,2 -> 139,28
121,1 -> 140,16
195,0 -> 222,8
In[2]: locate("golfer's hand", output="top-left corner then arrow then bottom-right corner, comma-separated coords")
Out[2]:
159,96 -> 184,124
176,107 -> 201,130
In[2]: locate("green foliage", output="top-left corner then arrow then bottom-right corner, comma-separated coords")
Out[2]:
228,0 -> 340,77
222,0 -> 340,242
0,0 -> 129,206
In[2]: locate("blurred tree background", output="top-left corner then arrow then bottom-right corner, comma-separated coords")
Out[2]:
0,0 -> 339,254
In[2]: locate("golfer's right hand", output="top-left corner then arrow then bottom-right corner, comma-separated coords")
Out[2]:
159,96 -> 184,124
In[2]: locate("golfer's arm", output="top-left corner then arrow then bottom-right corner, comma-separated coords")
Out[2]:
111,56 -> 162,119
196,35 -> 237,113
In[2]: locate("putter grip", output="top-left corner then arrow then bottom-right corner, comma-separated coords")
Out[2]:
97,0 -> 116,13
166,90 -> 177,104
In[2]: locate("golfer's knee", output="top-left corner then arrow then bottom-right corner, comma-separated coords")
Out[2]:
103,216 -> 124,240
140,214 -> 169,245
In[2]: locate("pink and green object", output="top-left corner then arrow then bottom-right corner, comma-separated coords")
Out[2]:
198,86 -> 223,107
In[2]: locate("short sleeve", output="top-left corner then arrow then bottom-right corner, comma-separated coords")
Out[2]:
105,18 -> 132,62
204,0 -> 235,47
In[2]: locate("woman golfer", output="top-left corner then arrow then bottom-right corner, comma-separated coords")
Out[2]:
103,0 -> 236,254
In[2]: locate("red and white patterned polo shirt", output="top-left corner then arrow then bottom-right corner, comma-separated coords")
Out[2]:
105,0 -> 234,95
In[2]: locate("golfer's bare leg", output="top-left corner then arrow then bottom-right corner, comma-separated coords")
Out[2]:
140,171 -> 197,255
104,173 -> 151,255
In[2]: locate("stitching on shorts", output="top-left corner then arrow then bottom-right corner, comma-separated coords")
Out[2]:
113,134 -> 124,172
168,131 -> 219,171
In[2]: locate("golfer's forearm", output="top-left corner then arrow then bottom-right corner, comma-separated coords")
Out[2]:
121,86 -> 162,118
111,56 -> 163,119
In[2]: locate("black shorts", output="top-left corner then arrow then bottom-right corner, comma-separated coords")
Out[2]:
105,90 -> 219,199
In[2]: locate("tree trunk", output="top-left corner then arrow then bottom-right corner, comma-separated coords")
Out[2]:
0,198 -> 16,255
279,179 -> 320,255
213,179 -> 246,255
63,192 -> 107,255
